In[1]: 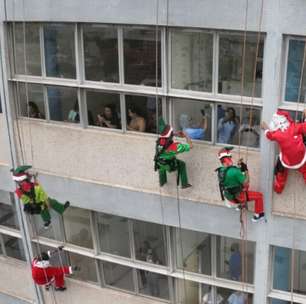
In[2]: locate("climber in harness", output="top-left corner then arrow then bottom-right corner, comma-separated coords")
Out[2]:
31,245 -> 79,291
216,147 -> 265,222
154,124 -> 192,189
11,165 -> 70,228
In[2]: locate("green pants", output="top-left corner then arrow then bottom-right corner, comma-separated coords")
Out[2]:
159,159 -> 189,188
40,198 -> 67,223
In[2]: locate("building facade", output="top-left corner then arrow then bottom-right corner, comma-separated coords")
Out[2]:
0,0 -> 306,303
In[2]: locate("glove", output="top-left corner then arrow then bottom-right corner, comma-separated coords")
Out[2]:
72,266 -> 81,272
23,204 -> 32,213
239,161 -> 248,172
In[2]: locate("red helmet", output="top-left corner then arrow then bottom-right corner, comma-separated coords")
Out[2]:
218,146 -> 234,160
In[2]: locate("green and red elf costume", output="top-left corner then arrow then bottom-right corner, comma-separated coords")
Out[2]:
154,124 -> 192,189
216,147 -> 265,222
11,166 -> 70,228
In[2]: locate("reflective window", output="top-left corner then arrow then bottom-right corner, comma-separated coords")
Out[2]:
2,235 -> 26,261
172,99 -> 212,141
0,191 -> 19,229
97,213 -> 130,258
133,220 -> 167,266
219,33 -> 263,97
126,95 -> 162,133
201,285 -> 224,304
83,25 -> 119,83
86,91 -> 121,128
271,300 -> 298,304
47,86 -> 78,122
217,287 -> 253,304
217,104 -> 261,147
17,83 -> 45,119
175,228 -> 211,275
137,270 -> 169,300
273,246 -> 306,295
285,39 -> 306,102
123,28 -> 161,86
63,206 -> 93,249
171,30 -> 213,92
175,279 -> 199,304
68,252 -> 98,283
13,23 -> 41,76
102,262 -> 135,292
44,23 -> 76,79
217,236 -> 255,284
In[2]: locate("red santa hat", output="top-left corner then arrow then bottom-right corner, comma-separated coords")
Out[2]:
275,110 -> 293,123
218,146 -> 233,160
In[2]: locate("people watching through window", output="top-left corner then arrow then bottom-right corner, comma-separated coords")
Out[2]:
202,287 -> 223,304
217,107 -> 238,144
127,104 -> 146,132
226,243 -> 241,281
97,104 -> 120,129
239,110 -> 260,147
67,100 -> 80,123
179,109 -> 208,140
29,101 -> 44,119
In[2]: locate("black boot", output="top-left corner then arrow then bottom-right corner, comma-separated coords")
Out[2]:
64,201 -> 70,210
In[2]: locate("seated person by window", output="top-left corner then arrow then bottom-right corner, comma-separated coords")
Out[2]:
127,105 -> 146,132
97,104 -> 120,129
217,106 -> 238,144
29,101 -> 45,119
67,100 -> 80,123
239,108 -> 260,148
179,111 -> 207,140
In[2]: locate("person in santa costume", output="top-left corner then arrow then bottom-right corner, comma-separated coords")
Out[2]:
216,147 -> 265,222
261,109 -> 306,193
154,124 -> 193,188
11,165 -> 70,228
31,246 -> 79,291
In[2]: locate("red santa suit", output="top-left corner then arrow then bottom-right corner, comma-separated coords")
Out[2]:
265,110 -> 306,193
31,256 -> 72,288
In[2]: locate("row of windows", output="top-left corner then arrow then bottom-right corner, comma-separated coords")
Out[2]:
1,194 -> 306,303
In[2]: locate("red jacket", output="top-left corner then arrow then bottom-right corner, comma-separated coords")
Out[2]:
31,258 -> 71,285
265,122 -> 306,169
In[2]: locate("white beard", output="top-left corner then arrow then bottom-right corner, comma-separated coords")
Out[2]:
269,114 -> 290,132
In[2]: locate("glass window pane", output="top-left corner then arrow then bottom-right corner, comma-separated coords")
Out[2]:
201,285 -> 224,304
86,91 -> 121,128
123,27 -> 161,86
2,235 -> 26,261
126,95 -> 162,133
68,252 -> 98,283
83,25 -> 119,82
217,104 -> 261,147
216,236 -> 255,284
44,23 -> 76,79
33,243 -> 69,266
171,30 -> 213,92
285,40 -> 306,102
218,34 -> 264,97
62,206 -> 93,249
102,261 -> 135,292
271,300 -> 298,304
176,228 -> 211,275
17,83 -> 45,119
47,86 -> 78,122
13,23 -> 41,76
133,220 -> 167,266
137,270 -> 169,299
172,98 -> 212,141
97,213 -> 130,258
175,279 -> 199,304
0,192 -> 19,229
217,287 -> 253,304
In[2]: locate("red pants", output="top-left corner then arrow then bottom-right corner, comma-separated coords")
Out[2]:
32,266 -> 71,288
274,163 -> 306,193
230,190 -> 264,214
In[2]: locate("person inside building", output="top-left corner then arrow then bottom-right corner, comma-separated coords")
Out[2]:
127,104 -> 146,132
145,248 -> 160,297
154,123 -> 193,189
239,109 -> 260,147
97,104 -> 120,129
29,101 -> 44,119
67,100 -> 80,123
11,165 -> 70,228
31,246 -> 79,291
226,243 -> 241,281
227,291 -> 248,304
216,147 -> 265,222
202,286 -> 223,304
261,109 -> 306,193
217,107 -> 238,144
179,109 -> 208,140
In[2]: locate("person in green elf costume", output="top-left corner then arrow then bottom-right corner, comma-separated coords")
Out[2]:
154,122 -> 193,189
11,166 -> 70,228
